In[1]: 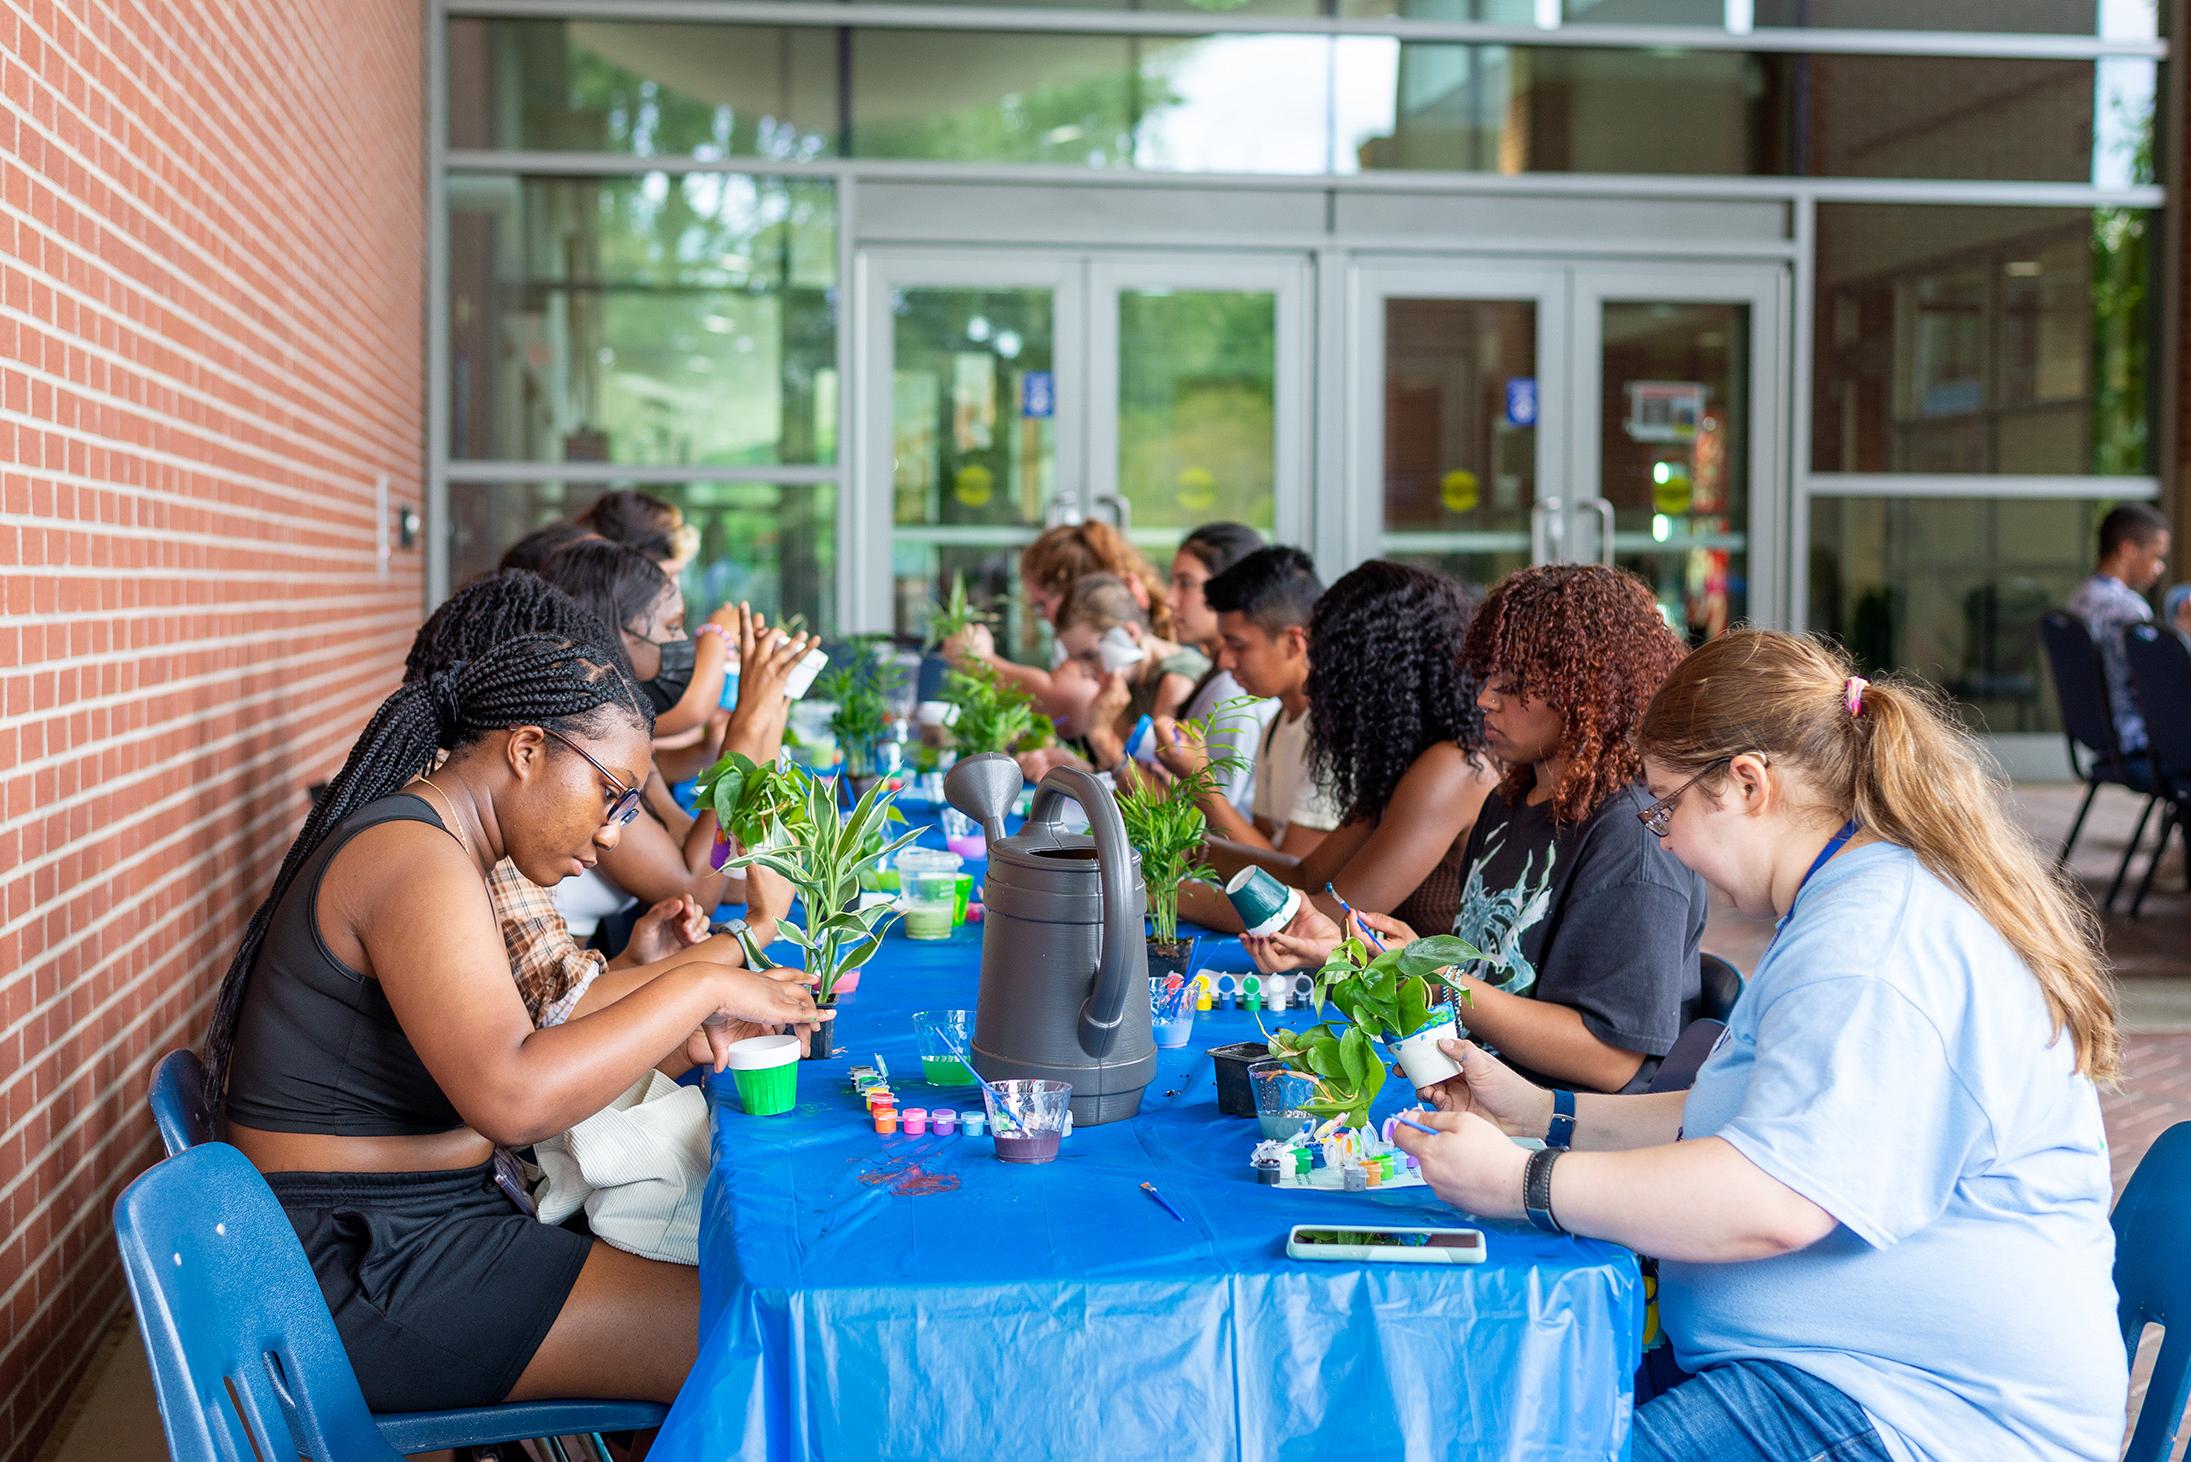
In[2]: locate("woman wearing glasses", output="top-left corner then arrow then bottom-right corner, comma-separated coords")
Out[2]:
1247,563 -> 1707,1094
1393,629 -> 2126,1462
202,634 -> 825,1413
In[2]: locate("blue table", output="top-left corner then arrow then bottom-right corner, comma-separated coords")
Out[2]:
663,821 -> 1640,1459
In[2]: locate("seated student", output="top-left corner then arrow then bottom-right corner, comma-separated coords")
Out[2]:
2065,501 -> 2170,754
1189,561 -> 1498,936
404,570 -> 801,1025
499,520 -> 597,574
1016,573 -> 1211,780
1393,630 -> 2127,1462
946,520 -> 1174,717
579,487 -> 701,580
1250,563 -> 1702,1094
205,635 -> 827,1413
540,537 -> 737,747
1165,522 -> 1277,811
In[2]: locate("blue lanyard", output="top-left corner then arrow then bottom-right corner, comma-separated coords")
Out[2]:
1770,819 -> 1859,947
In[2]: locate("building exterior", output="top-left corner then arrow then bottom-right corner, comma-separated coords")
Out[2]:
434,0 -> 2181,775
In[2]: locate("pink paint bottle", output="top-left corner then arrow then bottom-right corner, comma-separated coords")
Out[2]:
901,1107 -> 930,1136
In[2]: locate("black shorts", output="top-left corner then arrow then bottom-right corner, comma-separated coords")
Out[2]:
267,1161 -> 592,1413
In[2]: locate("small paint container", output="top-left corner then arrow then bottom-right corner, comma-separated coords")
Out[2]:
1364,1163 -> 1382,1188
1341,1164 -> 1368,1193
863,1086 -> 893,1109
1294,1149 -> 1313,1177
1405,1154 -> 1420,1173
1255,1160 -> 1281,1187
901,1107 -> 929,1136
963,1112 -> 987,1138
1196,992 -> 1213,1012
874,1110 -> 898,1135
932,1108 -> 958,1135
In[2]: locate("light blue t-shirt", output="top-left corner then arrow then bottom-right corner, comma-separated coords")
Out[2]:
1658,843 -> 2126,1462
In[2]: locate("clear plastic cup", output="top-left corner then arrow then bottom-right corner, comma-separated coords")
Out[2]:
982,1079 -> 1073,1164
941,806 -> 987,858
897,849 -> 963,941
1248,1059 -> 1319,1140
1149,976 -> 1195,1049
913,1009 -> 978,1088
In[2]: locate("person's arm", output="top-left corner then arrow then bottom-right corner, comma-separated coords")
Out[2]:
348,826 -> 822,1146
598,809 -> 734,907
946,623 -> 1060,704
1148,672 -> 1197,723
1443,977 -> 1648,1092
1279,745 -> 1495,919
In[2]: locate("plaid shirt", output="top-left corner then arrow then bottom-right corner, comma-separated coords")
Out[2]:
487,858 -> 605,1028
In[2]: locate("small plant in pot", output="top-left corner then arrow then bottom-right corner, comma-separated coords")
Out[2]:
692,750 -> 809,871
1115,705 -> 1249,983
925,571 -> 999,653
1311,933 -> 1488,1090
815,643 -> 904,805
1260,1022 -> 1387,1130
940,663 -> 1052,757
724,768 -> 925,1060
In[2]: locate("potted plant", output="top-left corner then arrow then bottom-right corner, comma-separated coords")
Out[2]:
1261,1021 -> 1388,1130
1312,932 -> 1487,1090
939,663 -> 1048,757
692,750 -> 808,870
925,571 -> 998,653
1114,706 -> 1249,983
814,643 -> 904,805
725,769 -> 925,1060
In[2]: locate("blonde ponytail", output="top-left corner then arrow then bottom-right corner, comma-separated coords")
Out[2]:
1641,631 -> 2120,1084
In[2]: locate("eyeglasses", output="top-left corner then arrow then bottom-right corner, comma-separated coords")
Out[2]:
542,727 -> 644,826
1636,756 -> 1736,839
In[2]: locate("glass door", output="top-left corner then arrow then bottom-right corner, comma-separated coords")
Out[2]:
858,249 -> 1308,642
1572,263 -> 1786,639
1350,262 -> 1570,589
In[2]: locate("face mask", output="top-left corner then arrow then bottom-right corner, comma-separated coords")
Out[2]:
641,633 -> 695,716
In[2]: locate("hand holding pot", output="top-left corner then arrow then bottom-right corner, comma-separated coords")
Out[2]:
1413,1038 -> 1553,1141
706,965 -> 831,1058
943,621 -> 996,665
1388,1106 -> 1531,1221
1241,897 -> 1341,974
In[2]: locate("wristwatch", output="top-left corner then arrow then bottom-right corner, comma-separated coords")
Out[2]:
709,918 -> 771,969
1523,1147 -> 1567,1235
1546,1088 -> 1577,1151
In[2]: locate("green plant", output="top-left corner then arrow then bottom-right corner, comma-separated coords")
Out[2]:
940,663 -> 1045,756
726,772 -> 924,1005
925,571 -> 998,652
816,644 -> 904,778
1262,1023 -> 1386,1129
692,751 -> 809,866
1114,703 -> 1250,949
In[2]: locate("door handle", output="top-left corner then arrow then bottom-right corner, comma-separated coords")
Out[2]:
1046,493 -> 1084,528
1530,496 -> 1566,563
1094,493 -> 1132,535
1586,497 -> 1616,566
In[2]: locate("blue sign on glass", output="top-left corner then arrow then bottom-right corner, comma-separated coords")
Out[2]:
1021,371 -> 1056,419
1505,377 -> 1538,427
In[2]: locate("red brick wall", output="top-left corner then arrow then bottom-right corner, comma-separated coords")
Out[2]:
0,3 -> 425,1453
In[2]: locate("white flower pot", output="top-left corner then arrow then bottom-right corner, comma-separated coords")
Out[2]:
1390,1018 -> 1463,1088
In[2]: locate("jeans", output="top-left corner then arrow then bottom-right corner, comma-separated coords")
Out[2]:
1633,1357 -> 1892,1462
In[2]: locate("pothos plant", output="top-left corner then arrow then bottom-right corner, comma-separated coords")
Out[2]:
1114,702 -> 1250,953
724,769 -> 926,1054
1261,933 -> 1488,1128
692,750 -> 810,868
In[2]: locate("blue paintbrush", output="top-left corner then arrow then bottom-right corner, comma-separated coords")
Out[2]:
1326,882 -> 1387,953
930,1027 -> 1026,1130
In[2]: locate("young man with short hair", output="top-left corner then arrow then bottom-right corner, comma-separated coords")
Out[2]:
2066,502 -> 2170,754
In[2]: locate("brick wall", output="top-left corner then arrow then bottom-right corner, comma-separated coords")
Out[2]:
0,3 -> 425,1454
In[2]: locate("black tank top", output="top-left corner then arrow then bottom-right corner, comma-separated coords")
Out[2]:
224,794 -> 468,1135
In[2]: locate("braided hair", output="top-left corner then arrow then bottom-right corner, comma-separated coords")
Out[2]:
405,570 -> 619,683
1307,561 -> 1483,828
200,634 -> 653,1107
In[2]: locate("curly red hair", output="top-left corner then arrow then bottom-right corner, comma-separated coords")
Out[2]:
1463,563 -> 1688,825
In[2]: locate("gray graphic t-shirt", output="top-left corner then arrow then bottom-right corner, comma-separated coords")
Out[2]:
1452,784 -> 1707,1092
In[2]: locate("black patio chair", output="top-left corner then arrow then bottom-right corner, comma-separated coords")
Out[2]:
2122,624 -> 2191,918
2037,610 -> 2160,908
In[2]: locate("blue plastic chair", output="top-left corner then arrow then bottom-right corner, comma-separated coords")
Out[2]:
114,1141 -> 667,1461
149,1049 -> 217,1157
2039,610 -> 2161,906
2115,1121 -> 2191,1462
2122,624 -> 2191,918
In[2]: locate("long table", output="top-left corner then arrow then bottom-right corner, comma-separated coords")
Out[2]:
659,818 -> 1640,1459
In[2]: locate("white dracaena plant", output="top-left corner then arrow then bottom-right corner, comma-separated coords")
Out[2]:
726,769 -> 925,1004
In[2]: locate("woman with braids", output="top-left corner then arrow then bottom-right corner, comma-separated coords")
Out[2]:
206,635 -> 826,1411
1390,630 -> 2126,1462
1203,562 -> 1498,937
1250,563 -> 1704,1094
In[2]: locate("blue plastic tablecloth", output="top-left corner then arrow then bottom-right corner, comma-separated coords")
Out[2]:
662,816 -> 1639,1460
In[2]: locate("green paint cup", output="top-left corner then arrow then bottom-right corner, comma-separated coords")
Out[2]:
726,1034 -> 802,1116
1225,865 -> 1302,937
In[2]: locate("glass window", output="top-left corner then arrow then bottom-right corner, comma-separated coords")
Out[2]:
448,174 -> 837,468
446,19 -> 838,159
1807,495 -> 2143,736
1337,44 -> 2155,184
450,481 -> 839,633
1115,289 -> 1280,534
1349,0 -> 2159,37
849,31 -> 1336,172
1813,204 -> 2156,475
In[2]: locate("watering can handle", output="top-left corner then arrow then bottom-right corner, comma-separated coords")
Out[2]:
1027,767 -> 1140,1059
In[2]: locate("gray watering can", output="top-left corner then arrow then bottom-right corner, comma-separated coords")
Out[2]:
944,753 -> 1155,1126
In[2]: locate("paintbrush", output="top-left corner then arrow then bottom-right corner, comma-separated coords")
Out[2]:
1139,1181 -> 1187,1223
930,1027 -> 1026,1130
1325,882 -> 1387,954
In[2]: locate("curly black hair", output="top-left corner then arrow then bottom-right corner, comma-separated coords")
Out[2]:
1307,561 -> 1483,828
1463,562 -> 1687,825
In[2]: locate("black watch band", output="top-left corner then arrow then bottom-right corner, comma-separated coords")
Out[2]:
1523,1147 -> 1567,1235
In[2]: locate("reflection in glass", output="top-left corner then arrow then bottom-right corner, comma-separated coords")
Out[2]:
1380,298 -> 1537,595
1809,496 -> 2119,735
1599,302 -> 1749,642
446,19 -> 837,159
1116,290 -> 1278,535
449,481 -> 838,633
888,288 -> 1056,649
447,174 -> 837,468
1345,0 -> 2157,36
1813,205 -> 2155,475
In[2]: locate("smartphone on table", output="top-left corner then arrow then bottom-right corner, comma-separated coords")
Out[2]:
1286,1224 -> 1486,1265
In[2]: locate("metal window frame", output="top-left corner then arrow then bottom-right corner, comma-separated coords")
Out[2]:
1805,474 -> 2165,501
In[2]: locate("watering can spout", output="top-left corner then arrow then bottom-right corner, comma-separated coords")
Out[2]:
944,753 -> 1022,846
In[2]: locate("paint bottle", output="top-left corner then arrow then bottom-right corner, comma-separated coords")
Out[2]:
1341,1164 -> 1368,1193
963,1112 -> 987,1138
1294,1149 -> 1313,1178
1196,991 -> 1214,1013
874,1110 -> 898,1135
1404,1154 -> 1420,1173
901,1107 -> 929,1136
932,1108 -> 958,1136
1363,1163 -> 1382,1189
